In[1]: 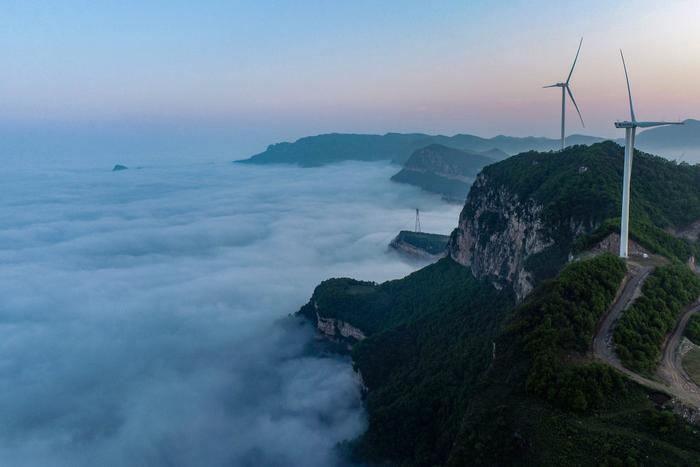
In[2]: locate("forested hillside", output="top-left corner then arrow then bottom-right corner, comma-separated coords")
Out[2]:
301,255 -> 700,465
299,142 -> 700,465
479,141 -> 700,239
614,265 -> 700,375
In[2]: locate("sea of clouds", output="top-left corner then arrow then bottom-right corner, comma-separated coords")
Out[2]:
0,159 -> 461,466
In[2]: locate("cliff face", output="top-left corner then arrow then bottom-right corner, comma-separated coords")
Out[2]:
448,172 -> 595,301
315,311 -> 367,341
448,173 -> 547,299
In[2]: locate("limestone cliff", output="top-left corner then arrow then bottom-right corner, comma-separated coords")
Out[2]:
447,171 -> 595,301
315,311 -> 367,342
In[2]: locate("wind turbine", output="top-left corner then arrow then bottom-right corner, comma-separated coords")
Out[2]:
544,37 -> 585,151
615,50 -> 683,258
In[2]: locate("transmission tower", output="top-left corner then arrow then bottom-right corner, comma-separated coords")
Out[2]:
415,209 -> 421,233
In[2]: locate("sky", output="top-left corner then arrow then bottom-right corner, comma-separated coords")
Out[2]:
1,0 -> 699,157
0,159 -> 462,466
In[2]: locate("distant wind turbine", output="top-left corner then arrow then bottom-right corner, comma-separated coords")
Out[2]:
544,37 -> 585,151
614,50 -> 683,258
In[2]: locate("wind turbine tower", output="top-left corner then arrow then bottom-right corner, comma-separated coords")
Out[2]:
415,209 -> 421,233
544,38 -> 585,151
615,50 -> 683,258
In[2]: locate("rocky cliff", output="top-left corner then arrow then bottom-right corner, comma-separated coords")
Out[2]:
448,173 -> 552,299
447,170 -> 600,300
315,311 -> 366,342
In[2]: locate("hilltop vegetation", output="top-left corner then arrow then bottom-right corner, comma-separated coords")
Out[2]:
513,254 -> 627,412
299,257 -> 508,336
480,141 -> 700,231
614,265 -> 700,375
472,142 -> 700,277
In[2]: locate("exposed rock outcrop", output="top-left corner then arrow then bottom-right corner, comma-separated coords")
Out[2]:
315,312 -> 366,341
447,172 -> 595,301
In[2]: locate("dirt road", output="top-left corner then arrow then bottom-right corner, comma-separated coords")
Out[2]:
657,302 -> 700,396
592,264 -> 700,407
592,264 -> 651,366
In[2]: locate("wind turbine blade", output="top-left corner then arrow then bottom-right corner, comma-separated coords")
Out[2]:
565,37 -> 583,84
620,50 -> 636,122
566,86 -> 585,127
543,84 -> 560,88
635,121 -> 683,128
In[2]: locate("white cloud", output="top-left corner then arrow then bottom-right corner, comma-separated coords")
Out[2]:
0,160 -> 460,466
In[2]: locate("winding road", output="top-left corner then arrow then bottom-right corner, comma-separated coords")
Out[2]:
657,301 -> 700,396
592,263 -> 700,408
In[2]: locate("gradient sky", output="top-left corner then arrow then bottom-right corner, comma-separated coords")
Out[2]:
2,0 -> 699,156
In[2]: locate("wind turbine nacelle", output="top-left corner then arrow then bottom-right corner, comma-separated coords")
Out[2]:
615,121 -> 635,129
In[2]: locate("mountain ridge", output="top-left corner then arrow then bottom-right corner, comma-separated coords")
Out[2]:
237,119 -> 700,167
390,144 -> 503,202
236,132 -> 605,167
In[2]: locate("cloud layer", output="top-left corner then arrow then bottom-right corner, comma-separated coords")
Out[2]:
0,161 -> 460,466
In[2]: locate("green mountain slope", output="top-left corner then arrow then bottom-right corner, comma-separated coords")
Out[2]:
477,141 -> 700,230
614,265 -> 700,375
300,256 -> 700,466
298,142 -> 700,465
300,257 -> 515,464
390,144 -> 500,202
